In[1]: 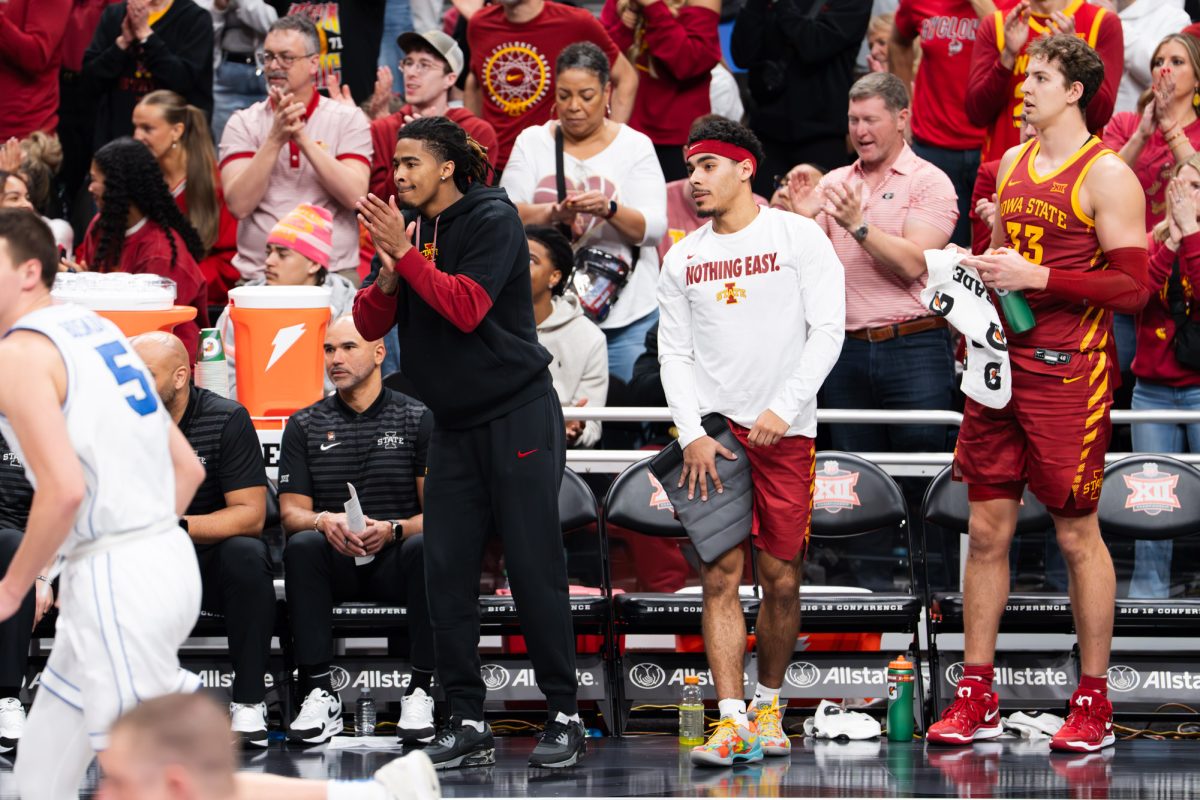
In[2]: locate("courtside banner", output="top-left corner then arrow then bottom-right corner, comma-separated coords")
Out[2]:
623,653 -> 889,700
1097,654 -> 1200,710
937,651 -> 1076,708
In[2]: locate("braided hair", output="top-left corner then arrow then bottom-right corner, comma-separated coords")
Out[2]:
91,138 -> 204,272
396,116 -> 492,193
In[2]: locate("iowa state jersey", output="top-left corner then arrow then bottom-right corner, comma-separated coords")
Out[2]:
995,136 -> 1116,359
0,303 -> 177,556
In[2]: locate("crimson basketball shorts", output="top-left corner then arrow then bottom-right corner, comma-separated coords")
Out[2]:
729,424 -> 815,562
953,351 -> 1111,517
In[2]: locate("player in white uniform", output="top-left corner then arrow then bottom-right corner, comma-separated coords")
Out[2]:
0,211 -> 442,800
0,210 -> 206,800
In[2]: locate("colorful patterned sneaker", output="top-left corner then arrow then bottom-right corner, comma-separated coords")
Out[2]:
926,680 -> 1003,745
1049,690 -> 1115,753
690,716 -> 763,767
751,699 -> 790,756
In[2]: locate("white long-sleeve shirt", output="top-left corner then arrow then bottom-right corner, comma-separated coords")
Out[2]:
658,206 -> 846,448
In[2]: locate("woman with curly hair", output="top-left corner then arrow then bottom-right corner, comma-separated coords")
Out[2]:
77,137 -> 210,359
134,90 -> 241,311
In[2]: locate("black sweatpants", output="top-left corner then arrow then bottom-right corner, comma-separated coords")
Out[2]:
196,537 -> 276,704
283,531 -> 434,673
0,529 -> 34,691
424,390 -> 577,720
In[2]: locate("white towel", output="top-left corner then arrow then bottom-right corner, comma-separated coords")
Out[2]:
920,250 -> 1012,409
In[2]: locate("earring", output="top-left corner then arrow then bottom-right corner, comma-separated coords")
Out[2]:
1193,86 -> 1199,110
171,140 -> 179,149
441,176 -> 447,182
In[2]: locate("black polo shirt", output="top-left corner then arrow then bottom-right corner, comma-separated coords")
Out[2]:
278,387 -> 430,520
0,433 -> 31,531
179,387 -> 268,517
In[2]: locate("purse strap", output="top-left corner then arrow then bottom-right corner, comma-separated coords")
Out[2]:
1168,257 -> 1190,332
554,125 -> 573,240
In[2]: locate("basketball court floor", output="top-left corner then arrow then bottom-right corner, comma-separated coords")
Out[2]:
1,734 -> 1196,798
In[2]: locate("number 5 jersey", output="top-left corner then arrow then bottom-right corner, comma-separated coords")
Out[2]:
0,303 -> 177,555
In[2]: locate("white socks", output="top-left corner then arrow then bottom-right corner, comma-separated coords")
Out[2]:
461,719 -> 486,732
753,683 -> 781,707
554,711 -> 583,725
717,698 -> 748,726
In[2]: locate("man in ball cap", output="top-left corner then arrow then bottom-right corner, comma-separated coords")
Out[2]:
216,203 -> 360,397
369,31 -> 499,204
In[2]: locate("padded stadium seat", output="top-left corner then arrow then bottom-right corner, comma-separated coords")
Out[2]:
921,465 -> 1057,715
1100,456 -> 1200,635
606,458 -> 759,630
608,452 -> 925,730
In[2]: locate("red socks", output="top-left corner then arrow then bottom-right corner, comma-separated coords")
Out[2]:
962,663 -> 995,693
1079,673 -> 1108,697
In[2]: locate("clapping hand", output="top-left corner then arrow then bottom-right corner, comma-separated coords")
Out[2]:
1001,1 -> 1031,63
357,193 -> 413,261
267,87 -> 306,145
823,180 -> 865,232
327,73 -> 357,107
368,67 -> 395,120
1168,175 -> 1200,243
0,137 -> 21,172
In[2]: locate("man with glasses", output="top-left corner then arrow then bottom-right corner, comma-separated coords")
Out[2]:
367,31 -> 499,204
219,14 -> 372,284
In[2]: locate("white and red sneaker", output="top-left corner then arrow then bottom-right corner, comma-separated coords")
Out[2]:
926,681 -> 1003,745
1049,690 -> 1114,753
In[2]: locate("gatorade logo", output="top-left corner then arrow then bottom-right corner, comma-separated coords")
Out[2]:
267,323 -> 307,371
985,322 -> 1007,352
985,363 -> 1002,391
928,291 -> 954,316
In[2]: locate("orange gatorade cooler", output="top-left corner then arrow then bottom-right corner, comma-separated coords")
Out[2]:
228,285 -> 332,418
53,272 -> 197,338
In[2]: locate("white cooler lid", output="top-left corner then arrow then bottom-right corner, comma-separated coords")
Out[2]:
229,285 -> 332,309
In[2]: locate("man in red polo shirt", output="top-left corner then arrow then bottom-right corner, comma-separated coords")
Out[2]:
465,0 -> 638,170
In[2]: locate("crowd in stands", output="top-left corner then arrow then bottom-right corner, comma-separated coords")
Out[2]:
4,0 -> 1200,748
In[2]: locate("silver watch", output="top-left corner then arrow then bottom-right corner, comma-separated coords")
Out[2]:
851,222 -> 869,243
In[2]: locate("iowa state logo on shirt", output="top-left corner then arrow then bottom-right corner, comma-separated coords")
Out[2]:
483,42 -> 550,116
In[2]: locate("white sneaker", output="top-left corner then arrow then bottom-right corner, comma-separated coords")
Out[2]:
375,750 -> 441,800
0,698 -> 24,753
231,701 -> 269,748
288,689 -> 343,744
398,688 -> 436,744
1004,710 -> 1065,739
802,699 -> 881,740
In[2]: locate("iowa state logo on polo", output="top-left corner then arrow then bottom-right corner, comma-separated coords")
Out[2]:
1123,463 -> 1181,516
814,461 -> 861,514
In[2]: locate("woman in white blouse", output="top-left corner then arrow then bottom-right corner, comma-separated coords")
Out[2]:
501,41 -> 667,382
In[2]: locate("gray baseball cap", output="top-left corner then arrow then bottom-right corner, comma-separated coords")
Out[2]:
397,30 -> 464,76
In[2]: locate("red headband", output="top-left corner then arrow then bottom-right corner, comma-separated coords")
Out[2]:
687,139 -> 757,177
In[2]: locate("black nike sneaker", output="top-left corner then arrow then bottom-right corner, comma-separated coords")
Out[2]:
425,719 -> 496,770
528,713 -> 586,769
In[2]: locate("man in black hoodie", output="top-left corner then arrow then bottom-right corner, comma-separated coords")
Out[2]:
353,116 -> 584,771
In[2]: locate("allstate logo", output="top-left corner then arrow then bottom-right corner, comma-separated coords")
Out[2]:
629,662 -> 667,690
945,662 -> 965,687
330,666 -> 351,692
1107,665 -> 1141,693
785,662 -> 820,689
481,664 -> 510,691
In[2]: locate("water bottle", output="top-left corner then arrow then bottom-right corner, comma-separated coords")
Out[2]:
886,655 -> 915,742
356,689 -> 376,737
679,676 -> 704,745
996,288 -> 1037,334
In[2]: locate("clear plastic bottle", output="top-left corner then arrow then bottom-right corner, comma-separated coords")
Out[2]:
356,689 -> 376,737
679,676 -> 704,745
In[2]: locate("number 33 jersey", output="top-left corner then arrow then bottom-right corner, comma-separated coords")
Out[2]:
995,136 -> 1116,358
0,303 -> 177,555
